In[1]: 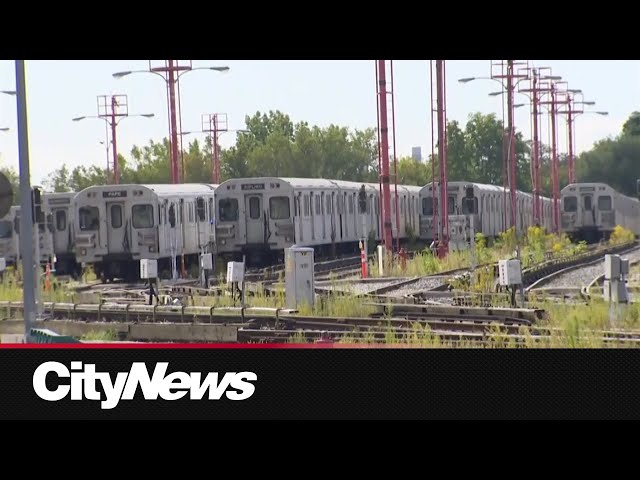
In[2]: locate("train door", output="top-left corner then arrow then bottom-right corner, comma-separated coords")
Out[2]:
245,194 -> 264,244
582,194 -> 595,227
51,207 -> 69,254
106,202 -> 126,253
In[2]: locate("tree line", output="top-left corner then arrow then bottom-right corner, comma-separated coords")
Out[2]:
1,109 -> 638,204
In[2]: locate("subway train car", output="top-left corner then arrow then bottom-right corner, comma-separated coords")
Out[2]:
73,183 -> 217,282
43,192 -> 81,277
0,206 -> 19,267
214,177 -> 421,265
419,181 -> 554,245
561,182 -> 640,242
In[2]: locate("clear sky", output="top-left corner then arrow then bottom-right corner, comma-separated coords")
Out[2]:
0,60 -> 635,187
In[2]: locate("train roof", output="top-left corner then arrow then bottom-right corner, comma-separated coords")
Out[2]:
77,183 -> 218,196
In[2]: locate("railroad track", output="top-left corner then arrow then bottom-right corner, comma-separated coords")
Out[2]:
526,243 -> 640,302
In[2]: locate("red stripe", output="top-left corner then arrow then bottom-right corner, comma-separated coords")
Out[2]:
0,343 -> 408,349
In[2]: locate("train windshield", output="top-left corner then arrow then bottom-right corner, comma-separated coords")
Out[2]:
563,196 -> 577,212
270,197 -> 290,220
448,196 -> 457,214
422,197 -> 437,216
598,196 -> 612,211
132,204 -> 154,229
461,197 -> 478,215
219,199 -> 239,222
79,207 -> 99,231
0,220 -> 12,239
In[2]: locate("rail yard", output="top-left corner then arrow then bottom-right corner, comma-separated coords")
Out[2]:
0,59 -> 638,347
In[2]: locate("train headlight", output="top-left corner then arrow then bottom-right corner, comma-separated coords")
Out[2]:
81,248 -> 87,256
221,239 -> 226,245
149,246 -> 156,253
285,236 -> 291,242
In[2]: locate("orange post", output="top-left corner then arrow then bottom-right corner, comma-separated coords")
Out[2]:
45,262 -> 51,291
360,241 -> 368,279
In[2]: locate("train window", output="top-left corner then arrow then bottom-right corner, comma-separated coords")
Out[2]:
422,197 -> 437,216
110,205 -> 122,229
563,196 -> 577,212
462,197 -> 477,215
315,196 -> 321,215
326,196 -> 331,214
196,198 -> 206,222
448,196 -> 456,214
79,206 -> 99,231
55,210 -> 66,231
219,199 -> 238,222
584,196 -> 592,210
294,197 -> 300,217
188,203 -> 194,223
348,196 -> 353,214
270,197 -> 290,220
0,220 -> 12,239
209,199 -> 214,223
132,204 -> 154,229
304,196 -> 310,217
598,196 -> 612,211
249,197 -> 260,220
169,204 -> 176,227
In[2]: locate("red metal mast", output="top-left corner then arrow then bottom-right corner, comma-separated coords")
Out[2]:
390,61 -> 400,252
202,113 -> 228,184
97,94 -> 128,185
375,60 -> 394,252
435,60 -> 448,256
491,60 -> 528,230
518,66 -> 557,226
429,61 -> 437,242
566,94 -> 576,184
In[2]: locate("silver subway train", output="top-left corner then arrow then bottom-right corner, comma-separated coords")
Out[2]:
73,183 -> 217,281
561,182 -> 640,241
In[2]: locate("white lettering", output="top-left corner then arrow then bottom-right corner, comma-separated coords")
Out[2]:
32,361 -> 257,409
32,361 -> 70,401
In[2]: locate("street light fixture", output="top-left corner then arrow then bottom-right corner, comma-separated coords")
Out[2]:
1,91 -> 16,96
0,127 -> 9,132
113,61 -> 230,184
72,94 -> 154,184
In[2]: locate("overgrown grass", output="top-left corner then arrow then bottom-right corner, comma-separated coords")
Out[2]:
81,330 -> 117,341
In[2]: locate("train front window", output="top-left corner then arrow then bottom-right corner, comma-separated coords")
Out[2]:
422,197 -> 438,216
598,195 -> 612,211
564,196 -> 577,212
462,197 -> 477,215
132,204 -> 154,229
79,207 -> 99,231
219,199 -> 239,222
56,210 -> 66,231
448,196 -> 456,214
0,220 -> 12,239
583,196 -> 592,210
270,196 -> 290,220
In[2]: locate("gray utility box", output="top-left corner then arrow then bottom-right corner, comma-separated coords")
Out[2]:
285,246 -> 315,310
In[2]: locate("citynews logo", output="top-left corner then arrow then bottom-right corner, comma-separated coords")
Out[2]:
33,361 -> 257,410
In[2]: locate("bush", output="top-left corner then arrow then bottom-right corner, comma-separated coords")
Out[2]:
610,225 -> 635,245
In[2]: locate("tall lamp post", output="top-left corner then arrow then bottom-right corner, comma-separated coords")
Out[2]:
73,94 -> 154,184
556,92 -> 607,184
180,122 -> 249,184
113,61 -> 229,184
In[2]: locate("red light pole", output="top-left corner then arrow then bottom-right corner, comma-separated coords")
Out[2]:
113,61 -> 229,184
375,60 -> 394,252
458,60 -> 528,231
429,60 -> 449,257
518,67 -> 562,225
72,94 -> 154,184
202,113 -> 228,184
556,93 -> 606,184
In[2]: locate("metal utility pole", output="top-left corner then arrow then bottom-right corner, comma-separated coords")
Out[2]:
73,95 -> 153,185
429,62 -> 437,245
375,60 -> 394,252
15,60 -> 36,340
434,60 -> 449,257
202,113 -> 228,184
556,93 -> 606,185
550,84 -> 559,232
390,61 -> 400,252
519,67 -> 561,226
